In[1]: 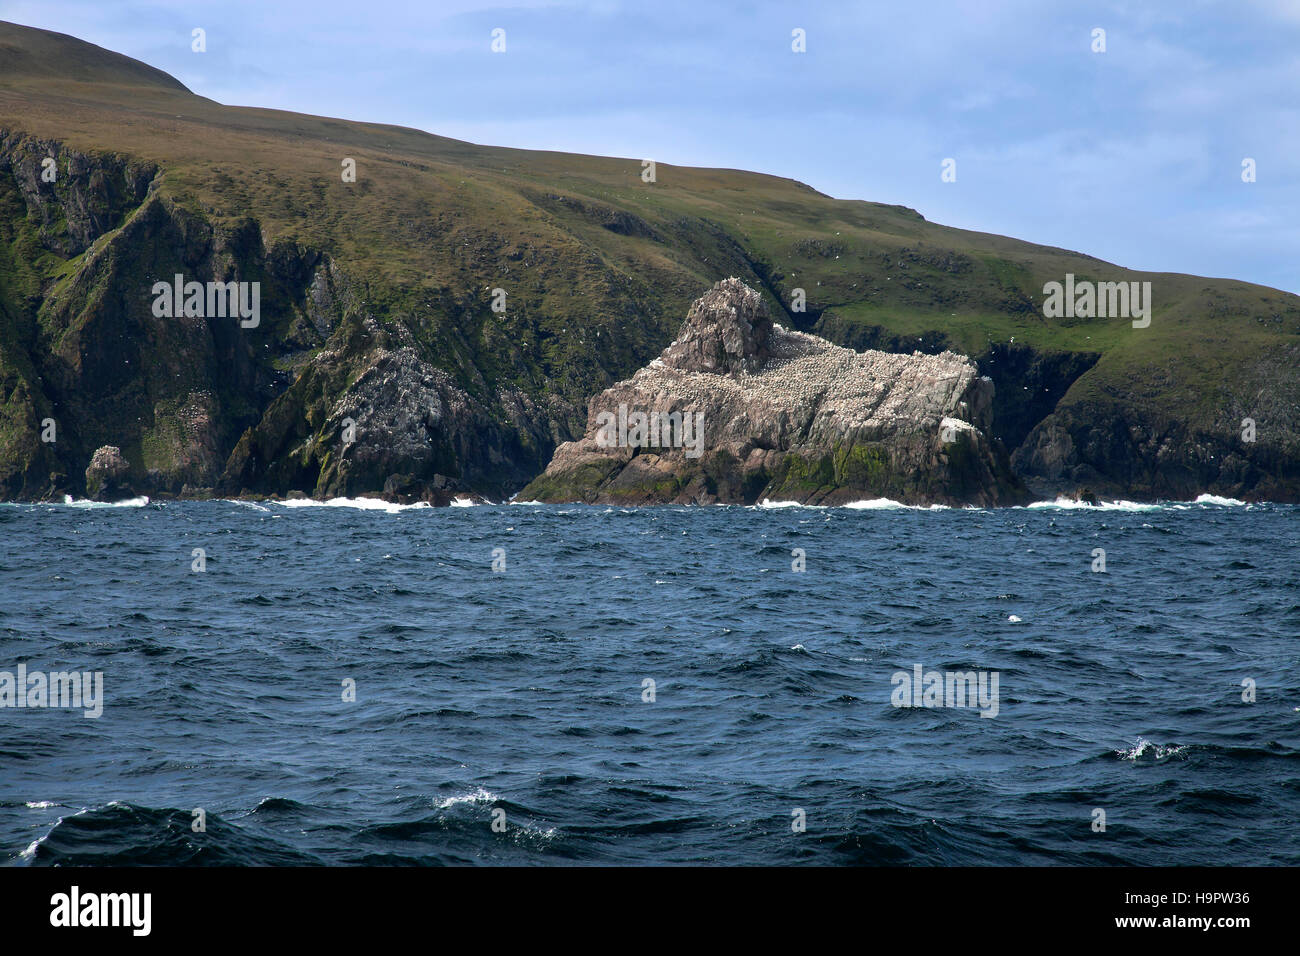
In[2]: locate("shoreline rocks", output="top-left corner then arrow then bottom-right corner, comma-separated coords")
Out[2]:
84,445 -> 135,501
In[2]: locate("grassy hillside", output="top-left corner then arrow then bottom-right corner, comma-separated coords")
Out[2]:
1,21 -> 1296,501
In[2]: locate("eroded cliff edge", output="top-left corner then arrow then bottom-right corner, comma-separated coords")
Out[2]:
522,279 -> 1028,505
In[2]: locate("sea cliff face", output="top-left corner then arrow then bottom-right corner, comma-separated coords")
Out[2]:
0,132 -> 566,504
521,279 -> 1027,506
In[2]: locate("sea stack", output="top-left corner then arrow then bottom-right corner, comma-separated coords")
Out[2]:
522,278 -> 1028,506
83,445 -> 135,501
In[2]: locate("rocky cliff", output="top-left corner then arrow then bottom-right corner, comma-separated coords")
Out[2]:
0,129 -> 570,503
2,21 -> 1298,505
522,279 -> 1027,505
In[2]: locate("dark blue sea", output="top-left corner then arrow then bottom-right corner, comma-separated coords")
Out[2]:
2,495 -> 1297,866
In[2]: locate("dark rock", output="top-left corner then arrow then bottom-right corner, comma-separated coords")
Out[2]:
381,472 -> 459,506
660,277 -> 773,375
84,445 -> 135,500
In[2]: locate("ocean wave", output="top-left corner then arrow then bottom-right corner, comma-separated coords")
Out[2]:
275,496 -> 431,513
247,796 -> 311,815
436,787 -> 500,810
1025,493 -> 1250,511
58,494 -> 151,508
5,494 -> 1296,866
1025,497 -> 1162,511
17,804 -> 93,863
227,500 -> 271,512
20,801 -> 323,865
1116,738 -> 1189,761
1193,493 -> 1246,506
843,498 -> 951,510
754,497 -> 962,510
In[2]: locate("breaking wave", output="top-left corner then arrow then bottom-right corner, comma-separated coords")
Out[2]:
57,494 -> 151,508
274,496 -> 431,513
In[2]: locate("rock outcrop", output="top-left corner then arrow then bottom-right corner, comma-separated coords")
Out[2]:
84,445 -> 134,500
521,279 -> 1027,506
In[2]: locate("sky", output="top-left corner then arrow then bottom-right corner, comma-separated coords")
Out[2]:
4,0 -> 1297,292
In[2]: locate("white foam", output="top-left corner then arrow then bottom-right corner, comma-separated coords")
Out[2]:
58,494 -> 150,508
275,496 -> 430,513
436,787 -> 500,809
752,497 -> 955,510
219,491 -> 1255,513
24,801 -> 56,809
843,497 -> 951,510
1116,737 -> 1187,761
1025,497 -> 1161,511
1025,494 -> 1250,510
1193,493 -> 1246,506
18,806 -> 87,859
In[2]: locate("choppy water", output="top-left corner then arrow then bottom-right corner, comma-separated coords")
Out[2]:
2,496 -> 1297,865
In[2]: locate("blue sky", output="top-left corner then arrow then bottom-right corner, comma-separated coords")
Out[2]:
6,0 -> 1297,292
